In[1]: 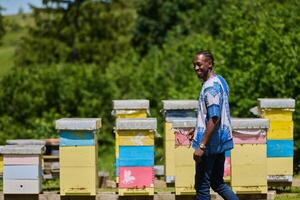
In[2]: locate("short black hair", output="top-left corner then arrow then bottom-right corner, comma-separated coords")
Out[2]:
196,50 -> 214,67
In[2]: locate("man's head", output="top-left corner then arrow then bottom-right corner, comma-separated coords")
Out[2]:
193,50 -> 214,80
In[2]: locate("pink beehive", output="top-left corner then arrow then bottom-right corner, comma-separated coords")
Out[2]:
119,167 -> 154,188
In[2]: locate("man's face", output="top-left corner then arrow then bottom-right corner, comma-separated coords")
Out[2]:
193,54 -> 212,79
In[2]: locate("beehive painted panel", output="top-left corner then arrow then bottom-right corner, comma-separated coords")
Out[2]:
233,130 -> 266,144
231,164 -> 267,187
164,139 -> 175,178
60,166 -> 97,196
261,109 -> 293,121
175,165 -> 195,187
232,186 -> 267,194
118,188 -> 154,196
0,155 -> 3,175
3,165 -> 41,180
231,144 -> 266,165
59,131 -> 96,146
115,132 -> 119,157
4,155 -> 40,165
267,140 -> 293,157
224,157 -> 231,178
3,179 -> 41,194
231,144 -> 267,189
115,159 -> 119,176
267,157 -> 293,175
60,146 -> 97,167
174,146 -> 194,167
119,167 -> 154,188
118,146 -> 154,167
116,110 -> 148,118
268,121 -> 293,139
164,122 -> 173,140
117,130 -> 154,146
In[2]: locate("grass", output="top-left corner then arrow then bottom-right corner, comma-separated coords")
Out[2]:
0,13 -> 33,77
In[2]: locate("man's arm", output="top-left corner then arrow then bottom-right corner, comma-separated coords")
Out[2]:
193,85 -> 222,160
194,116 -> 219,158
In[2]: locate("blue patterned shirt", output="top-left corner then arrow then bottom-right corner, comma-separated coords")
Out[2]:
192,75 -> 233,154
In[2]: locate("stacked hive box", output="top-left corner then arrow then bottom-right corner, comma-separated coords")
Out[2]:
231,118 -> 269,194
112,100 -> 150,183
56,118 -> 101,196
1,145 -> 45,194
0,146 -> 4,177
258,98 -> 295,185
162,100 -> 197,184
170,118 -> 196,195
6,139 -> 46,179
43,138 -> 59,179
115,118 -> 157,196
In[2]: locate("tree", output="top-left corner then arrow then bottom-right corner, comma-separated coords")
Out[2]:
15,0 -> 135,66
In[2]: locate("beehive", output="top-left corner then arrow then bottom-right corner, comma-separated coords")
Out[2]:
115,118 -> 156,196
112,100 -> 150,180
231,118 -> 269,194
1,145 -> 45,194
168,118 -> 196,195
112,100 -> 150,119
258,98 -> 295,185
56,118 -> 101,196
162,100 -> 197,183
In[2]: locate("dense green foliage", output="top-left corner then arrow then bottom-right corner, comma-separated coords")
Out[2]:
15,0 -> 135,66
1,0 -> 300,173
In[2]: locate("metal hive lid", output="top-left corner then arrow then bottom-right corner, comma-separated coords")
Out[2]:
258,98 -> 295,109
0,145 -> 46,155
162,100 -> 198,110
231,118 -> 269,129
113,100 -> 149,110
165,117 -> 196,128
55,118 -> 101,130
116,118 -> 157,130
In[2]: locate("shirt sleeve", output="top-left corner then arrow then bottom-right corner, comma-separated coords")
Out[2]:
204,86 -> 221,119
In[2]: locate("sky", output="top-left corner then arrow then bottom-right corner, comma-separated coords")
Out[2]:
0,0 -> 42,15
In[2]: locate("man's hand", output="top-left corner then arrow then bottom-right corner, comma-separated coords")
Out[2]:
187,128 -> 195,141
193,148 -> 204,162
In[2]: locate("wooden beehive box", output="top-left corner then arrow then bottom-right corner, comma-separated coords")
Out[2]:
56,118 -> 101,196
1,145 -> 45,194
231,118 -> 269,194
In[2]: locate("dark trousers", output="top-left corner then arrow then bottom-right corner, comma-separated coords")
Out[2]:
195,152 -> 239,200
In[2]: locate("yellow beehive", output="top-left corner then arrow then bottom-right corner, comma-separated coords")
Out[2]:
268,121 -> 293,140
60,146 -> 97,167
164,122 -> 175,179
267,157 -> 293,175
60,166 -> 97,196
118,188 -> 154,196
0,155 -> 3,176
175,146 -> 195,195
112,100 -> 150,119
231,144 -> 267,194
165,139 -> 175,178
115,132 -> 119,158
260,109 -> 293,121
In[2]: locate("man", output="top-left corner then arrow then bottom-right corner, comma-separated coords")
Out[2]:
191,50 -> 238,200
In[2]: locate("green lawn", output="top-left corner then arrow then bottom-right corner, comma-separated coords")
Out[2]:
0,14 -> 33,77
